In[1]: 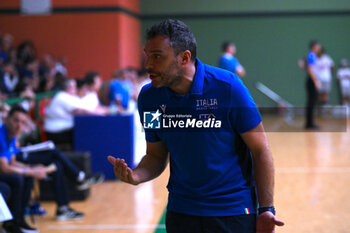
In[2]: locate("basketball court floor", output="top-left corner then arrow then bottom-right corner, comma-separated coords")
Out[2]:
34,116 -> 349,233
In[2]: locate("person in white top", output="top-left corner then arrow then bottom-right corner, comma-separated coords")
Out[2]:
81,71 -> 110,114
337,59 -> 350,106
44,79 -> 96,148
314,48 -> 334,105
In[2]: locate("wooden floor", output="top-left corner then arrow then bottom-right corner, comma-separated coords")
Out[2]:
33,116 -> 349,233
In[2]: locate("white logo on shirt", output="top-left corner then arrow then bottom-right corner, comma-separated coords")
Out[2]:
196,98 -> 218,110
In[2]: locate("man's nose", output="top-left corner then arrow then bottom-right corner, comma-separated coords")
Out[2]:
144,58 -> 153,70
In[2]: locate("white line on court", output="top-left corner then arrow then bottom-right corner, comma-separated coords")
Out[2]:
48,224 -> 166,230
276,167 -> 350,174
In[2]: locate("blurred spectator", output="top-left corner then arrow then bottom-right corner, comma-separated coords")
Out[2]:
218,41 -> 246,77
21,60 -> 40,92
52,57 -> 68,77
0,103 -> 10,125
50,72 -> 67,91
124,67 -> 138,99
16,41 -> 36,67
109,69 -> 130,111
314,48 -> 334,105
82,71 -> 102,108
44,79 -> 98,148
76,78 -> 88,98
38,54 -> 56,92
81,71 -> 110,114
0,60 -> 20,98
0,33 -> 14,64
19,86 -> 36,112
337,59 -> 350,106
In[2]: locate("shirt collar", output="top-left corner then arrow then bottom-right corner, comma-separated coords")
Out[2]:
223,53 -> 234,59
189,58 -> 204,95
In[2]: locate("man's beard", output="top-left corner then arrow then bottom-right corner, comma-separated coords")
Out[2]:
154,62 -> 181,88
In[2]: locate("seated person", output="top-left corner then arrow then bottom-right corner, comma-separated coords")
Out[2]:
81,71 -> 110,114
0,105 -> 104,233
0,60 -> 20,98
44,79 -> 100,148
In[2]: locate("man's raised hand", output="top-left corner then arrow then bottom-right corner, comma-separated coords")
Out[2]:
107,156 -> 139,185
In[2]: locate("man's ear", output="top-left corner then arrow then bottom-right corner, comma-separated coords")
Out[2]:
179,50 -> 192,65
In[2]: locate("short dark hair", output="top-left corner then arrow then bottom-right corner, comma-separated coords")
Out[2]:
76,78 -> 86,89
84,71 -> 100,85
146,19 -> 197,62
61,79 -> 76,91
309,40 -> 320,50
222,41 -> 234,52
8,104 -> 28,117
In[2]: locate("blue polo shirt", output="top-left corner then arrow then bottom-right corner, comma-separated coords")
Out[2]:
138,58 -> 261,216
218,53 -> 242,74
109,80 -> 130,108
0,124 -> 19,162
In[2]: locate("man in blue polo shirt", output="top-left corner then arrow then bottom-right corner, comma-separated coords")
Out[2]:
108,19 -> 284,233
218,41 -> 246,78
305,40 -> 321,129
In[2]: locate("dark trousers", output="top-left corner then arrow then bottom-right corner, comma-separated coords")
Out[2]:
0,174 -> 34,221
166,211 -> 256,233
45,129 -> 74,149
0,181 -> 11,201
306,77 -> 318,127
17,148 -> 80,206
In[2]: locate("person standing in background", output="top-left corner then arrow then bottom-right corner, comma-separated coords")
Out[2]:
337,59 -> 350,106
305,40 -> 322,129
314,47 -> 334,105
218,41 -> 246,78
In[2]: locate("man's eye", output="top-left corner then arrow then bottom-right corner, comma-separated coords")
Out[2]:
153,54 -> 161,59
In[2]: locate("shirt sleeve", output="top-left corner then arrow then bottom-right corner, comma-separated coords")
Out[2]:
307,52 -> 317,66
0,134 -> 18,162
64,95 -> 83,112
229,75 -> 262,134
137,87 -> 161,142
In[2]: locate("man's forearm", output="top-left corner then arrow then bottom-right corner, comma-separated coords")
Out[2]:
11,159 -> 28,169
253,149 -> 275,207
308,66 -> 319,84
133,153 -> 168,184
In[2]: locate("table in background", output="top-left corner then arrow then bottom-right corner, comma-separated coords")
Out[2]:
74,115 -> 134,180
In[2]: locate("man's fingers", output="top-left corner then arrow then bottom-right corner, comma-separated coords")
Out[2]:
108,156 -> 126,178
126,167 -> 139,185
121,161 -> 128,178
108,156 -> 136,184
107,155 -> 116,165
274,217 -> 285,226
115,159 -> 130,181
116,159 -> 126,178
